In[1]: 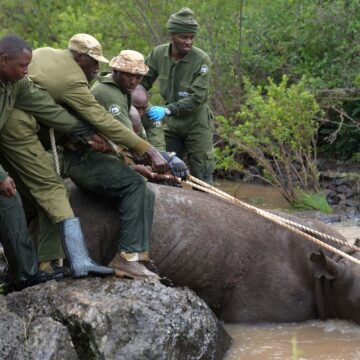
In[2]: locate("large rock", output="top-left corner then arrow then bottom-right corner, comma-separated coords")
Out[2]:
1,277 -> 231,359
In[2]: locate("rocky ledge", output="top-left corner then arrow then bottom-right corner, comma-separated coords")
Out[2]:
321,171 -> 360,220
0,277 -> 231,360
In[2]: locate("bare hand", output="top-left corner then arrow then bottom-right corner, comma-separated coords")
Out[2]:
132,164 -> 153,179
132,165 -> 181,186
0,176 -> 17,197
88,134 -> 112,153
145,146 -> 168,173
151,172 -> 181,186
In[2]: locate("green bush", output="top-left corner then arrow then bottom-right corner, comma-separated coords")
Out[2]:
218,76 -> 322,203
214,146 -> 243,172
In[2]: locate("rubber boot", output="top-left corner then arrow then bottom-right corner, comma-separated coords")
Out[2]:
58,217 -> 114,278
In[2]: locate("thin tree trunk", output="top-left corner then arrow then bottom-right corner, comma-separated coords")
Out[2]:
132,0 -> 161,45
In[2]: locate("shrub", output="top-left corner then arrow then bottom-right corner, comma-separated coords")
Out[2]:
218,76 -> 323,204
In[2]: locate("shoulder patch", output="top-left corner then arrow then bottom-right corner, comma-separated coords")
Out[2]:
200,64 -> 208,75
109,104 -> 121,116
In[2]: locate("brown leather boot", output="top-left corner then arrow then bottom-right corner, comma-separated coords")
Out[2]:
109,252 -> 159,280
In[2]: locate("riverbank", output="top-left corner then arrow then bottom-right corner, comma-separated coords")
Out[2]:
215,178 -> 359,230
215,160 -> 360,223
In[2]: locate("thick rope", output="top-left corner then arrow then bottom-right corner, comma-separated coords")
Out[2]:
188,175 -> 360,252
49,129 -> 63,267
49,128 -> 61,176
185,177 -> 360,267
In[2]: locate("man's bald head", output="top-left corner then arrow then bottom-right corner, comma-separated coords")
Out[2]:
129,105 -> 142,135
132,85 -> 148,117
0,34 -> 32,82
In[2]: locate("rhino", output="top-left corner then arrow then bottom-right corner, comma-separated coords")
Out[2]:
68,182 -> 360,324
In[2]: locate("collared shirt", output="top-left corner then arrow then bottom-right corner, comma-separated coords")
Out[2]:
0,76 -> 83,181
28,48 -> 150,154
91,73 -> 166,151
141,43 -> 211,119
91,73 -> 133,130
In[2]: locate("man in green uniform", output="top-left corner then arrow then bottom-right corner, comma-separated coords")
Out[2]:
0,33 -> 113,279
29,36 -> 168,278
142,7 -> 215,183
132,84 -> 166,151
91,49 -> 188,180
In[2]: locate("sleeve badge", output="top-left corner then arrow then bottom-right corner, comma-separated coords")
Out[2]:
109,104 -> 121,116
200,64 -> 208,75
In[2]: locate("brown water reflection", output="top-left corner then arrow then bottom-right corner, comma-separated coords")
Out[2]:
214,180 -> 291,210
216,180 -> 360,359
225,320 -> 360,359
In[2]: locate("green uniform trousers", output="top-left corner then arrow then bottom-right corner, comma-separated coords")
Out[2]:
0,153 -> 65,262
164,118 -> 215,183
0,109 -> 74,223
0,192 -> 38,282
63,148 -> 154,253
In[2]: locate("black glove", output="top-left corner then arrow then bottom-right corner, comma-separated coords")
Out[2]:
160,152 -> 189,180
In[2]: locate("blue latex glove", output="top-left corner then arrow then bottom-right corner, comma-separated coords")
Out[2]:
147,106 -> 167,122
160,152 -> 189,180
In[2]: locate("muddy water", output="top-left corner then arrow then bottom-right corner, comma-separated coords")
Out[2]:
215,180 -> 291,210
224,320 -> 360,359
214,180 -> 360,359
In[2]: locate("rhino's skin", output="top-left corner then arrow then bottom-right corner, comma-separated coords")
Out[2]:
70,182 -> 360,324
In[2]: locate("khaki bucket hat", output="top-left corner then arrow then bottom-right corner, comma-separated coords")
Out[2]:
68,33 -> 109,63
109,50 -> 148,75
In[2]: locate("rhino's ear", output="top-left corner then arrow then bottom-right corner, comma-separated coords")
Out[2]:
310,249 -> 341,280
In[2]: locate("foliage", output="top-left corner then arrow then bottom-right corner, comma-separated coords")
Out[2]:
0,0 -> 359,159
292,190 -> 333,214
218,76 -> 322,203
318,101 -> 360,160
214,146 -> 243,172
319,124 -> 360,160
352,152 -> 360,162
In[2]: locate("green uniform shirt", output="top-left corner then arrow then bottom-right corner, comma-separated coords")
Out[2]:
28,48 -> 150,154
141,43 -> 211,124
138,124 -> 147,140
0,76 -> 83,181
91,73 -> 167,151
91,73 -> 133,130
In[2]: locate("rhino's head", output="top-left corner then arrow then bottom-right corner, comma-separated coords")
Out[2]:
310,243 -> 360,324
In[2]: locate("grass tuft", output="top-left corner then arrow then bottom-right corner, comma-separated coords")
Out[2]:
292,190 -> 333,214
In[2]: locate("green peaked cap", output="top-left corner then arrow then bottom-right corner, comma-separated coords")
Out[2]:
167,7 -> 199,33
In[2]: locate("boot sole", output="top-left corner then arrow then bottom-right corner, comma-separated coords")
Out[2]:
113,268 -> 158,280
72,270 -> 114,278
